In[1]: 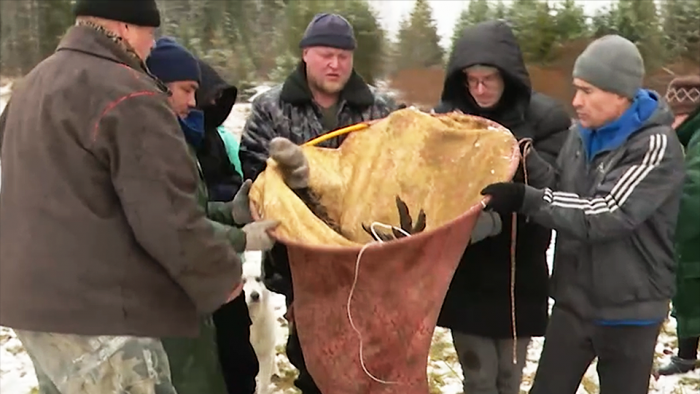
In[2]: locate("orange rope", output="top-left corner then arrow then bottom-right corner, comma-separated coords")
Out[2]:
304,122 -> 372,147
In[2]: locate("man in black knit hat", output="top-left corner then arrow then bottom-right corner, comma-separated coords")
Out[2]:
0,1 -> 245,393
239,12 -> 397,394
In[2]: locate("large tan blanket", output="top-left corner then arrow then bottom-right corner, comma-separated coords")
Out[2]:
249,108 -> 519,394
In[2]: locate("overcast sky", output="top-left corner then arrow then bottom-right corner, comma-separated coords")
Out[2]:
369,0 -> 614,48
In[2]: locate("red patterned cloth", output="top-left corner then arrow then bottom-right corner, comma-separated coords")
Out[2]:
283,205 -> 484,394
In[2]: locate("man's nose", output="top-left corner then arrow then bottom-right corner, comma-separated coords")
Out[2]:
329,57 -> 339,69
187,93 -> 196,109
572,91 -> 583,108
250,292 -> 260,301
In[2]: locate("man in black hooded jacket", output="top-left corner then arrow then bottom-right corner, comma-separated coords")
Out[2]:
195,59 -> 258,394
196,60 -> 244,202
434,20 -> 571,394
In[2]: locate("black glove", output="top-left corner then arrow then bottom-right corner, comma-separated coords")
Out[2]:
480,182 -> 525,215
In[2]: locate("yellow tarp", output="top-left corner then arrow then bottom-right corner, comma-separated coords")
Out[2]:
249,108 -> 518,247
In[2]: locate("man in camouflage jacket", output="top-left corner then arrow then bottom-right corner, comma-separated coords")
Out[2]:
238,13 -> 396,394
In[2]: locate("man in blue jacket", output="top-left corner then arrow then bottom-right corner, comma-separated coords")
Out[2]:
481,35 -> 685,394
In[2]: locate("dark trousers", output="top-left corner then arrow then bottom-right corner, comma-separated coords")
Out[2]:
678,336 -> 700,360
530,306 -> 661,394
285,298 -> 322,394
212,294 -> 259,394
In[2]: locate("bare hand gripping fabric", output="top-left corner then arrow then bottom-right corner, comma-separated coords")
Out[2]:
249,108 -> 520,394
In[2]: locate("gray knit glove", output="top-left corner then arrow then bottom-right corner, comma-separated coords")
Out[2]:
269,137 -> 309,189
232,179 -> 254,225
470,211 -> 502,244
242,220 -> 280,251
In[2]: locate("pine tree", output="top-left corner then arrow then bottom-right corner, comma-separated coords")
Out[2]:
450,0 -> 491,52
591,5 -> 619,37
450,3 -> 472,54
554,0 -> 589,42
493,0 -> 508,20
509,0 -> 558,63
615,0 -> 666,70
36,0 -> 73,60
395,0 -> 444,70
661,0 -> 700,63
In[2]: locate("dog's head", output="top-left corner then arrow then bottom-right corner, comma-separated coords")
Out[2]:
242,252 -> 268,311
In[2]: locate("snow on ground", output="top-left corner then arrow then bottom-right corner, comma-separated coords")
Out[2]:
2,91 -> 700,393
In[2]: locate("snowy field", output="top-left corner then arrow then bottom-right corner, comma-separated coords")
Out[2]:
1,87 -> 699,394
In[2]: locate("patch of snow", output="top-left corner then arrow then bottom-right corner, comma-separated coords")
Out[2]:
245,85 -> 274,103
373,79 -> 402,100
0,83 -> 12,101
222,103 -> 251,142
0,327 -> 37,394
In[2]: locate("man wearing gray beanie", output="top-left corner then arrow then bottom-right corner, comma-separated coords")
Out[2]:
572,34 -> 645,100
480,34 -> 686,393
238,12 -> 398,394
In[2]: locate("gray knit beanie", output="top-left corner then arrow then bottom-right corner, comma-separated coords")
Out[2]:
573,35 -> 645,99
299,13 -> 356,50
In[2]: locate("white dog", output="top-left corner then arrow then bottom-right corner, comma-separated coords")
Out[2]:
242,251 -> 278,394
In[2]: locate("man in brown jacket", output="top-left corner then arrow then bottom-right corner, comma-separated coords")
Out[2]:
0,0 -> 245,392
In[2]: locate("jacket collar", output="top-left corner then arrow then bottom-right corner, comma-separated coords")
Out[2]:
57,25 -> 146,73
280,62 -> 374,108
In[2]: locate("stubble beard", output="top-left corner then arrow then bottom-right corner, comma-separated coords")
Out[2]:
309,73 -> 348,96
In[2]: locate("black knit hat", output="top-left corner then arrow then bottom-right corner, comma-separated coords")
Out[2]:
73,0 -> 161,28
299,13 -> 356,50
146,37 -> 201,84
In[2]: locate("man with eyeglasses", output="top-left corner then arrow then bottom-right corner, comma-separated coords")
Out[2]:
434,20 -> 571,394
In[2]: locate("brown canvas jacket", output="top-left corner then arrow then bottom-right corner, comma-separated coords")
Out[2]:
0,25 -> 242,338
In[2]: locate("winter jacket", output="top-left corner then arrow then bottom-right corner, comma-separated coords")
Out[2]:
435,20 -> 571,338
0,25 -> 242,338
672,105 -> 700,338
160,113 -> 241,394
239,62 -> 396,299
521,89 -> 685,324
195,59 -> 243,202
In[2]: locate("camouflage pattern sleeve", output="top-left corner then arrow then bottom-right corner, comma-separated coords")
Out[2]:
371,89 -> 399,119
239,96 -> 277,182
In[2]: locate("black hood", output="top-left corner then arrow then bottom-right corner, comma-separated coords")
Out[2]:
441,20 -> 531,120
196,59 -> 238,131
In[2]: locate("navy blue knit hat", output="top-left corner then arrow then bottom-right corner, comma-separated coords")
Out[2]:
146,37 -> 201,84
299,13 -> 356,50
